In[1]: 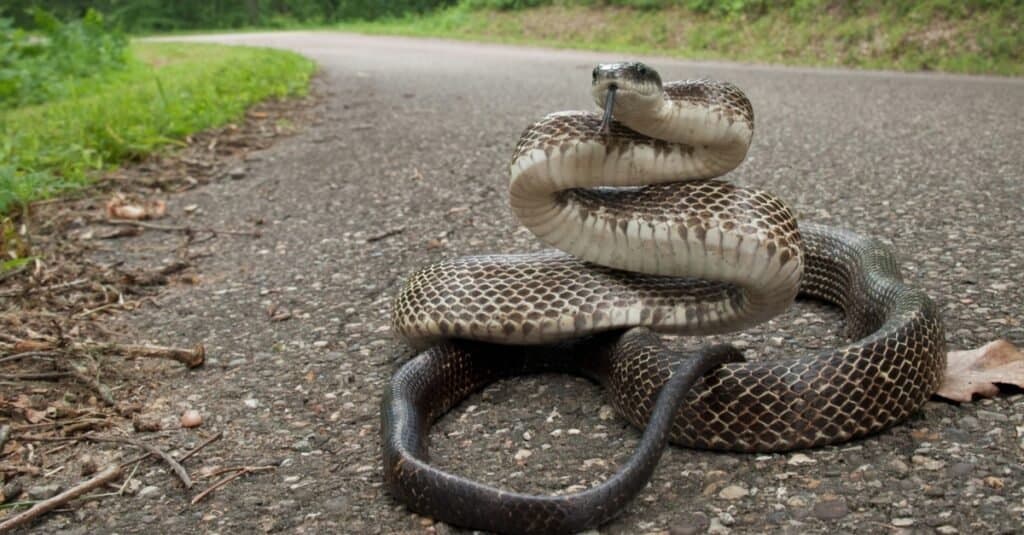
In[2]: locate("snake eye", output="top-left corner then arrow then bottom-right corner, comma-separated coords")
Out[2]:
635,63 -> 649,76
592,66 -> 599,81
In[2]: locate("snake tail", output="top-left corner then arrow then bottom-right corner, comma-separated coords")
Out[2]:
382,331 -> 743,534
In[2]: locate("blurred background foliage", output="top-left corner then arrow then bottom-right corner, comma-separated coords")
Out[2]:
0,0 -> 1016,29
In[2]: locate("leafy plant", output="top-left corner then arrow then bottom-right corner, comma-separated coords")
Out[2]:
0,8 -> 128,110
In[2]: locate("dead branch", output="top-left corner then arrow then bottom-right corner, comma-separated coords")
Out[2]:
190,465 -> 275,505
0,371 -> 71,381
7,340 -> 204,368
0,465 -> 122,532
82,435 -> 191,489
19,434 -> 193,489
0,278 -> 90,298
119,431 -> 223,469
0,351 -> 58,364
102,219 -> 261,237
365,226 -> 406,243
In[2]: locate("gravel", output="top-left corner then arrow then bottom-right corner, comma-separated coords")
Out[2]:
25,32 -> 1022,533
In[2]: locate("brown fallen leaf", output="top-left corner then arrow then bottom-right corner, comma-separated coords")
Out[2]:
106,194 -> 167,220
936,339 -> 1024,402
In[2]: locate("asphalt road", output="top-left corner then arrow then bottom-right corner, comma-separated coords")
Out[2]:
71,32 -> 1023,534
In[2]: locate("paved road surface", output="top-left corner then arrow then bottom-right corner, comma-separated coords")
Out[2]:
70,32 -> 1022,533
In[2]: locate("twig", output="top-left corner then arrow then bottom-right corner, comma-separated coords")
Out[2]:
8,340 -> 205,368
81,435 -> 191,489
119,431 -> 223,469
0,371 -> 71,381
63,362 -> 116,407
102,220 -> 261,237
190,465 -> 275,505
177,432 -> 223,463
365,227 -> 406,243
0,278 -> 89,298
16,434 -> 192,489
113,343 -> 205,368
0,351 -> 58,364
74,302 -> 127,318
0,465 -> 122,532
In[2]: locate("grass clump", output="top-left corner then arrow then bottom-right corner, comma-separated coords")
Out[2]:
0,38 -> 315,213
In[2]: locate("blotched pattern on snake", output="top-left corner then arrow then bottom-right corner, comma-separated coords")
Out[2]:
382,62 -> 945,534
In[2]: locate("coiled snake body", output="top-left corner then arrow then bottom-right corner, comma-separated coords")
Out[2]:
383,63 -> 945,533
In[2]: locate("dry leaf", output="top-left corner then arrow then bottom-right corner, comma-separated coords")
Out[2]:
936,340 -> 1024,402
106,194 -> 167,220
23,407 -> 49,424
12,339 -> 51,353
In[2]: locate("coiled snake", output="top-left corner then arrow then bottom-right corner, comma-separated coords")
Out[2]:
382,62 -> 946,534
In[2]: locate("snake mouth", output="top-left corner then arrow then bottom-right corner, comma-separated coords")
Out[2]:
600,84 -> 617,134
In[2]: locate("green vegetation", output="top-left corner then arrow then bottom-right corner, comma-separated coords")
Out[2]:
0,13 -> 316,213
1,8 -> 128,109
339,0 -> 1022,76
1,0 -> 457,31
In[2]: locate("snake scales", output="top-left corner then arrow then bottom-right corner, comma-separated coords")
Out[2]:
382,62 -> 946,533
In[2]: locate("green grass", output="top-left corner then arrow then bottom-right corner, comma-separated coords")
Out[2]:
338,2 -> 1023,77
0,42 -> 316,213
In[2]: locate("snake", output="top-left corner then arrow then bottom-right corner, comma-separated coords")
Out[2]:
382,62 -> 946,534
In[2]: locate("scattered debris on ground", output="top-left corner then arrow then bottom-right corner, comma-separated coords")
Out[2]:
0,86 -> 319,529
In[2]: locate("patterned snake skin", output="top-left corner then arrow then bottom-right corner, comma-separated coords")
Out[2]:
382,63 -> 946,533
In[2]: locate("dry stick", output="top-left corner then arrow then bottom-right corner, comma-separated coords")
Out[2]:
9,340 -> 204,368
82,435 -> 192,489
0,465 -> 122,533
16,434 -> 192,489
0,351 -> 58,364
0,278 -> 90,298
112,343 -> 206,368
365,226 -> 406,243
190,465 -> 275,505
118,431 -> 223,469
0,371 -> 71,381
103,219 -> 261,237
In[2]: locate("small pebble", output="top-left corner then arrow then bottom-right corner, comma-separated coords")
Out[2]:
911,455 -> 944,470
180,409 -> 203,428
138,485 -> 161,499
718,484 -> 749,500
787,453 -> 816,466
892,518 -> 915,527
27,484 -> 62,500
707,517 -> 730,534
887,458 -> 910,475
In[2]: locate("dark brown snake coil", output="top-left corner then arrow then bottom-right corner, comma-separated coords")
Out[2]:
382,63 -> 946,534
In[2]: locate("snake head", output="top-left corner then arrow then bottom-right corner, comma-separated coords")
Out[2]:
591,62 -> 664,133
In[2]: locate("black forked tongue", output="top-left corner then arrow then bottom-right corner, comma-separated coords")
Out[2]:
599,85 -> 617,134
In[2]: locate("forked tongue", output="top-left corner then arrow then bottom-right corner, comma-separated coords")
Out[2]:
599,85 -> 617,134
